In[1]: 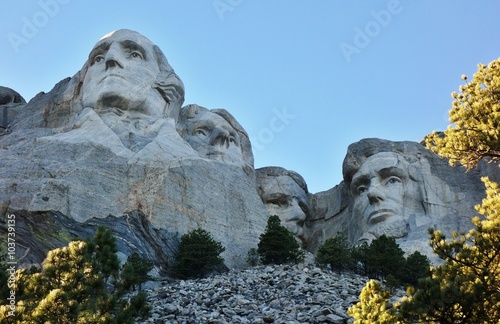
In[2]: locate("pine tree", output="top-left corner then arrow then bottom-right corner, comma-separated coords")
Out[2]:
425,58 -> 500,169
121,252 -> 154,292
0,252 -> 9,301
348,279 -> 398,324
351,242 -> 371,276
0,227 -> 152,323
171,228 -> 226,279
398,177 -> 500,323
402,251 -> 430,288
365,235 -> 406,282
315,232 -> 354,274
246,248 -> 259,266
257,215 -> 304,265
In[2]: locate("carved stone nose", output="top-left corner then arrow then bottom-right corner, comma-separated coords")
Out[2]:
210,127 -> 230,147
367,186 -> 384,204
285,198 -> 306,222
104,45 -> 124,70
105,59 -> 122,70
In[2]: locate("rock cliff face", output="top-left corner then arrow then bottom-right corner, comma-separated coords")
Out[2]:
0,30 -> 268,272
309,138 -> 500,262
1,29 -> 499,273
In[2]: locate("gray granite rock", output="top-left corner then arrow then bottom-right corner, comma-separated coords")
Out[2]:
0,30 -> 267,271
137,263 -> 401,323
312,138 -> 500,262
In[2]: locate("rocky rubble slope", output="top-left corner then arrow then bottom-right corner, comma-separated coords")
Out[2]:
138,264 -> 402,324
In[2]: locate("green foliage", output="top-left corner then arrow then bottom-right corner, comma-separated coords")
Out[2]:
350,179 -> 500,323
348,279 -> 398,324
120,252 -> 154,292
351,59 -> 500,323
402,251 -> 430,288
350,235 -> 408,284
315,232 -> 354,274
257,215 -> 305,265
0,252 -> 9,301
425,58 -> 500,169
399,177 -> 500,323
0,226 -> 152,323
351,242 -> 371,276
365,235 -> 406,281
171,228 -> 226,279
246,248 -> 259,266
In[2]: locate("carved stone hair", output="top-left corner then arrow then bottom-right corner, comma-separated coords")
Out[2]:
255,166 -> 309,198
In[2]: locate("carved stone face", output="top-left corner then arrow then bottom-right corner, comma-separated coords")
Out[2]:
184,110 -> 243,165
82,30 -> 165,116
351,152 -> 415,240
259,174 -> 308,241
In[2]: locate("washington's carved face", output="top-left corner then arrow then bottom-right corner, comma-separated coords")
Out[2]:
259,175 -> 309,241
82,30 -> 165,116
184,110 -> 243,165
351,152 -> 414,240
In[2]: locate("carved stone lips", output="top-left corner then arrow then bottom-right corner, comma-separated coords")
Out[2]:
99,74 -> 126,84
368,209 -> 395,223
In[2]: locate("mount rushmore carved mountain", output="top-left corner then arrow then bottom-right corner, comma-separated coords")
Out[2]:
1,29 -> 499,272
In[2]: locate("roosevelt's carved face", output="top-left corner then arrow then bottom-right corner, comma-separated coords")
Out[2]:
259,175 -> 308,242
351,152 -> 414,240
82,30 -> 165,116
184,110 -> 243,165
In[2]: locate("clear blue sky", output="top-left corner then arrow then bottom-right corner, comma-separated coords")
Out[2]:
1,1 -> 499,193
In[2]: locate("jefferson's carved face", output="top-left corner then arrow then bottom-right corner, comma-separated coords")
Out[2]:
259,175 -> 308,242
82,30 -> 164,116
351,152 -> 413,240
184,110 -> 243,165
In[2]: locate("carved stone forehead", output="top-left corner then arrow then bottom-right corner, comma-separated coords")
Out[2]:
90,29 -> 157,60
353,152 -> 408,179
98,29 -> 154,45
186,109 -> 233,128
260,175 -> 308,202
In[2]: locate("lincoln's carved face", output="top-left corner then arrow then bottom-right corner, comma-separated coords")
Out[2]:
183,110 -> 243,165
82,30 -> 165,116
351,152 -> 417,241
259,174 -> 309,242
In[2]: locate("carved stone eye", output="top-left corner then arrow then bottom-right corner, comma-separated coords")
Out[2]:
130,52 -> 143,59
386,177 -> 402,185
357,186 -> 368,194
194,129 -> 206,136
93,55 -> 104,64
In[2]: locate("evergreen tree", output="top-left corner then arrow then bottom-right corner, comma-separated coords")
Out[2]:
351,242 -> 371,276
425,58 -> 500,169
121,252 -> 154,291
0,252 -> 9,301
365,235 -> 406,282
315,232 -> 354,274
257,215 -> 304,265
171,228 -> 226,279
348,279 -> 398,324
0,227 -> 151,323
402,251 -> 430,288
246,248 -> 259,266
349,178 -> 500,323
398,177 -> 500,323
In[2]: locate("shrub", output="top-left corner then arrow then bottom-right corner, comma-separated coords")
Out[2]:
257,215 -> 304,265
246,248 -> 259,266
316,232 -> 354,274
171,228 -> 226,279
